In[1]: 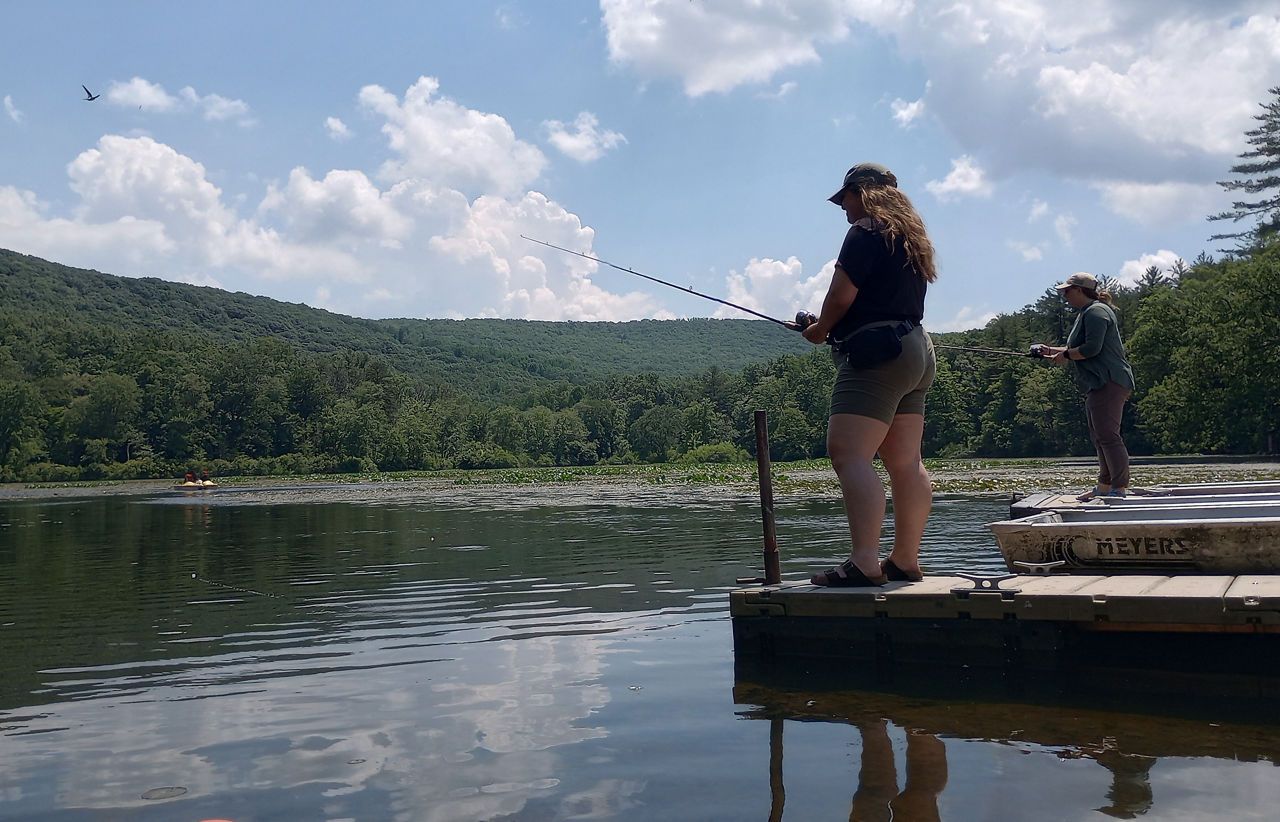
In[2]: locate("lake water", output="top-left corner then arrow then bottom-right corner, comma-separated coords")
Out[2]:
2,479 -> 1279,821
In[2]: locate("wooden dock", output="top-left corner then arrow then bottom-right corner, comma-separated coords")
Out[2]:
731,574 -> 1280,675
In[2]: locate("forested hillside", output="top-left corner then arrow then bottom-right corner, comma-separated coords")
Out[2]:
0,242 -> 1276,483
0,249 -> 809,398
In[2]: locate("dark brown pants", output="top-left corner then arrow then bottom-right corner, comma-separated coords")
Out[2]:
1085,381 -> 1132,488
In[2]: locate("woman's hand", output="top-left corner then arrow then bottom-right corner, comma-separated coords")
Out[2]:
1036,344 -> 1067,363
802,323 -> 828,344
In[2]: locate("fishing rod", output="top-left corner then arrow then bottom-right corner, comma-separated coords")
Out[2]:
521,235 -> 815,329
938,344 -> 1048,359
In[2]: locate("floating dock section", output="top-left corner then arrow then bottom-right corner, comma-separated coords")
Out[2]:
731,574 -> 1280,675
1011,480 -> 1280,517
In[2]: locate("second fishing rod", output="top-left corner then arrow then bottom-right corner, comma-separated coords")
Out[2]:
523,236 -> 1047,358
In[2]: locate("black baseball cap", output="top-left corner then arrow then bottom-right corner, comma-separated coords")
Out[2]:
828,162 -> 898,204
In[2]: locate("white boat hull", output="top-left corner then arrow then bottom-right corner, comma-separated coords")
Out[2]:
988,502 -> 1280,573
1011,481 -> 1280,517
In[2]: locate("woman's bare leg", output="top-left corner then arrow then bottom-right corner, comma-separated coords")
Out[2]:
826,412 -> 892,579
877,413 -> 931,578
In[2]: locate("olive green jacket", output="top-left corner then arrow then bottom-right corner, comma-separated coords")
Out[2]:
1066,300 -> 1136,392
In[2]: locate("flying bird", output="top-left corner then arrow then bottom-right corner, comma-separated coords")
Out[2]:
81,85 -> 99,101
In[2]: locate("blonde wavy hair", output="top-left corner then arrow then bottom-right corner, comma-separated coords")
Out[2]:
853,184 -> 938,283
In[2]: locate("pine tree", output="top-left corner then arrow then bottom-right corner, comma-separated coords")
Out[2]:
1209,86 -> 1280,253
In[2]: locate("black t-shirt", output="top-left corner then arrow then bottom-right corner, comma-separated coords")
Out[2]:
831,218 -> 927,341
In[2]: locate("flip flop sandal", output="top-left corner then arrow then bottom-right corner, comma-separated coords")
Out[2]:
811,559 -> 887,587
881,557 -> 923,582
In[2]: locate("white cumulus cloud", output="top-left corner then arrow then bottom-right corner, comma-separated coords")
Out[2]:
932,305 -> 998,333
358,76 -> 546,197
891,97 -> 925,128
325,116 -> 352,141
180,86 -> 253,124
14,135 -> 363,282
4,95 -> 23,123
430,191 -> 659,320
1116,249 -> 1185,286
600,0 -> 852,96
1053,214 -> 1078,246
598,1 -> 1280,189
107,77 -> 181,111
1007,240 -> 1044,262
544,112 -> 627,163
106,77 -> 254,125
926,155 -> 993,201
258,167 -> 412,248
1092,180 -> 1225,228
719,256 -> 828,320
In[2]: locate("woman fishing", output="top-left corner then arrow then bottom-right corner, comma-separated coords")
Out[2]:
798,163 -> 938,587
1035,272 -> 1136,500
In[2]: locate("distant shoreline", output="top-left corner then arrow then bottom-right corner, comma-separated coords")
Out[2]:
3,457 -> 1276,502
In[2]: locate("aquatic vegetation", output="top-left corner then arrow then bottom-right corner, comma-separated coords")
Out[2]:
8,458 -> 1276,502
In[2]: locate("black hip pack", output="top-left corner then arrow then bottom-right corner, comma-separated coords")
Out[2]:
835,319 -> 916,369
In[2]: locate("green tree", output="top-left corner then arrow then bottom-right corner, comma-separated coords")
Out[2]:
521,405 -> 555,461
1133,245 -> 1280,452
628,405 -> 682,462
922,358 -> 976,457
1209,85 -> 1280,252
151,370 -> 215,460
0,380 -> 46,471
770,407 -> 814,461
57,373 -> 143,464
208,340 -> 292,458
550,409 -> 595,465
574,397 -> 621,459
486,405 -> 527,457
680,399 -> 732,452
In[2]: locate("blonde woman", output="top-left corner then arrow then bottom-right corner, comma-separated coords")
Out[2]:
799,163 -> 937,586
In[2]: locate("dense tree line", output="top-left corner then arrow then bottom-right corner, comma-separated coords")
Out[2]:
0,238 -> 1275,483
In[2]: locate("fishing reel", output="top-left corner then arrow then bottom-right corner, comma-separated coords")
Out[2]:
1028,344 -> 1048,358
792,311 -> 818,331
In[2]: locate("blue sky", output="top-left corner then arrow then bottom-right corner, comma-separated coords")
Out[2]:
3,1 -> 1278,331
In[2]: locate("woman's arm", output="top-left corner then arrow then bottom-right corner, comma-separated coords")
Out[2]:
802,265 -> 858,344
1074,306 -> 1109,359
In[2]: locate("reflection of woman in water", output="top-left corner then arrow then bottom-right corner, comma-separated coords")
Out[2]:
850,719 -> 947,822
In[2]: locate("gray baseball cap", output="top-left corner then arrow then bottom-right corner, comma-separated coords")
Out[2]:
829,162 -> 898,204
1055,272 -> 1098,291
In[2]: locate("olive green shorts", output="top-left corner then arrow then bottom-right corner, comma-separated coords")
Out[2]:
829,325 -> 935,423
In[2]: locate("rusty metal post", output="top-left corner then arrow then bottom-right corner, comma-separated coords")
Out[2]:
755,409 -> 781,584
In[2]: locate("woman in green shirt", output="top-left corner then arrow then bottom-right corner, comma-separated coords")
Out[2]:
1037,272 -> 1136,500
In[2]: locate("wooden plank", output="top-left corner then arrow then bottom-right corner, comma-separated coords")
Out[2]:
1064,573 -> 1233,624
878,576 -> 970,619
1009,575 -> 1163,621
731,573 -> 1269,626
1224,575 -> 1280,623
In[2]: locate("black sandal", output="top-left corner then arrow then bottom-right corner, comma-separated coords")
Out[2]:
881,557 -> 923,582
811,559 -> 888,587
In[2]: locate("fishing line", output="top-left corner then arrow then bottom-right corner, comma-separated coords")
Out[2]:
190,573 -> 281,599
522,235 -> 799,327
937,344 -> 1047,358
524,236 -> 1050,356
